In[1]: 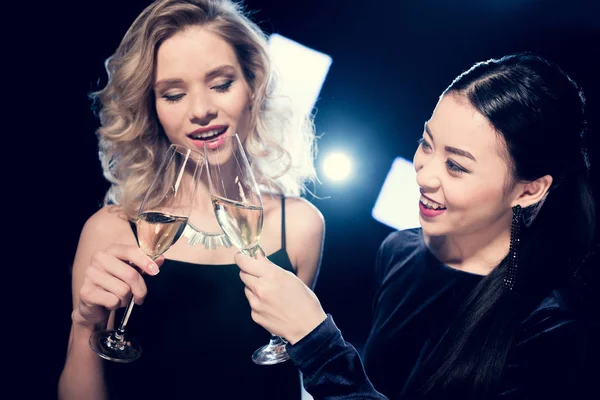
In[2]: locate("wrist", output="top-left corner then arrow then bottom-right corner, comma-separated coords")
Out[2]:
71,310 -> 107,334
288,311 -> 327,345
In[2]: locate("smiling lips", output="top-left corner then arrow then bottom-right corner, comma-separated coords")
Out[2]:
188,125 -> 228,141
187,125 -> 228,150
419,194 -> 446,218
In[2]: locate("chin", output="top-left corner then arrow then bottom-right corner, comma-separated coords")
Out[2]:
419,217 -> 450,237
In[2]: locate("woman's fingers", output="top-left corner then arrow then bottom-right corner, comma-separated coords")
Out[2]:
90,250 -> 148,305
79,283 -> 122,311
86,266 -> 145,306
235,252 -> 268,277
105,244 -> 161,276
239,271 -> 260,294
87,244 -> 160,306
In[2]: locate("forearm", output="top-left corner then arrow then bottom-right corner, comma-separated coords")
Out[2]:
287,315 -> 388,400
58,319 -> 108,400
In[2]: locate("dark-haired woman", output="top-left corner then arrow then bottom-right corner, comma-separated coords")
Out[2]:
234,53 -> 599,399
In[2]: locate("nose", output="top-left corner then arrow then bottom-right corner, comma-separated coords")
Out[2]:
190,92 -> 218,124
414,153 -> 442,192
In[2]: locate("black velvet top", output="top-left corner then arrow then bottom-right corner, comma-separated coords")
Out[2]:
288,228 -> 599,399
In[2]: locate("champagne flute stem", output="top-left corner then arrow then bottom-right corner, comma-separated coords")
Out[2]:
268,334 -> 287,347
115,296 -> 135,339
242,244 -> 262,258
115,255 -> 160,340
241,244 -> 288,346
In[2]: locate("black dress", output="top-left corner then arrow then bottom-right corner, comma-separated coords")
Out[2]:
287,228 -> 599,399
104,198 -> 301,399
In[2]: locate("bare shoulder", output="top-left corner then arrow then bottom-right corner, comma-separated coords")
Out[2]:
83,205 -> 129,231
259,194 -> 325,279
80,205 -> 134,243
75,205 -> 137,263
281,197 -> 325,287
283,196 -> 325,235
261,194 -> 325,236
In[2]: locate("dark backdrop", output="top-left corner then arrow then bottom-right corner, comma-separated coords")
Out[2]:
19,1 -> 599,398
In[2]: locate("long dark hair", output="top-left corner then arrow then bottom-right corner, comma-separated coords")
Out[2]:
418,54 -> 596,398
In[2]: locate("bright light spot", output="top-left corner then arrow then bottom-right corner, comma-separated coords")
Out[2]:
323,152 -> 352,182
372,157 -> 421,230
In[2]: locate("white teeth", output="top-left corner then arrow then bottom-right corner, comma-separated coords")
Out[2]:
420,196 -> 445,210
191,129 -> 224,139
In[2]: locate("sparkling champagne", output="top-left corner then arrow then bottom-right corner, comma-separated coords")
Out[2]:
136,211 -> 188,258
212,195 -> 263,251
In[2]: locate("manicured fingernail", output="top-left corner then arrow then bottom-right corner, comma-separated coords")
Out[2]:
148,262 -> 159,275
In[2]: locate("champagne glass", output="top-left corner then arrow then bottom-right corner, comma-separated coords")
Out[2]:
203,133 -> 290,365
89,144 -> 203,363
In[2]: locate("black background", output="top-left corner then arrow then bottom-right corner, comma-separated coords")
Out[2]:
15,1 -> 599,397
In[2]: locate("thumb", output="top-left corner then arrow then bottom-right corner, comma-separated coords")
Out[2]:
255,246 -> 267,260
154,255 -> 166,267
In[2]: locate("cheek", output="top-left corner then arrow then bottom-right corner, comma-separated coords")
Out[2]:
233,99 -> 251,123
155,103 -> 183,133
445,180 -> 506,216
222,93 -> 252,134
228,83 -> 252,115
443,181 -> 473,209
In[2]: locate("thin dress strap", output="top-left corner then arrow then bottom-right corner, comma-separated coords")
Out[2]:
129,219 -> 139,246
281,195 -> 286,250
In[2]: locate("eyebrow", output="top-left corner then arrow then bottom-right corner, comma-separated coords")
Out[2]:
154,65 -> 237,89
424,121 -> 477,162
154,78 -> 184,90
205,64 -> 237,81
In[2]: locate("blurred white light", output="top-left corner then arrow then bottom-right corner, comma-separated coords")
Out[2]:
268,34 -> 332,117
372,157 -> 421,230
323,152 -> 352,182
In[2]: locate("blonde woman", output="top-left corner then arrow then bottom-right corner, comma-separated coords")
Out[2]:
58,1 -> 324,399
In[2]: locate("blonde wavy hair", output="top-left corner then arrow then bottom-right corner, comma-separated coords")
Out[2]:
91,0 -> 318,220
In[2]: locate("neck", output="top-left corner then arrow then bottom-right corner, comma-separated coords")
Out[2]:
423,212 -> 512,276
192,178 -> 213,212
186,177 -> 223,233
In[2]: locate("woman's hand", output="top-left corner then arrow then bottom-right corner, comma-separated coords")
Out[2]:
73,244 -> 164,329
235,251 -> 327,344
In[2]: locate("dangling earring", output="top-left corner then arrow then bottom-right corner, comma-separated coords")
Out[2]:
504,205 -> 523,291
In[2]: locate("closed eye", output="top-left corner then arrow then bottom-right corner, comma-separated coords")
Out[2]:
212,80 -> 233,93
163,93 -> 185,103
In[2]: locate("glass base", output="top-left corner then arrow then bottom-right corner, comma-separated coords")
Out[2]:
252,336 -> 290,365
89,329 -> 142,363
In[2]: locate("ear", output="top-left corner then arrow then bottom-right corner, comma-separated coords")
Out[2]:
248,92 -> 255,111
512,174 -> 553,208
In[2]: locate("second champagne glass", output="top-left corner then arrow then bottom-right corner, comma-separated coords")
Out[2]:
89,144 -> 203,362
203,133 -> 290,365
